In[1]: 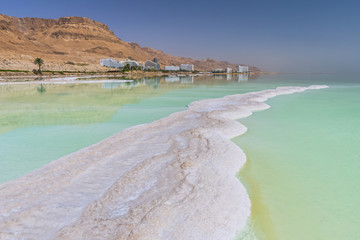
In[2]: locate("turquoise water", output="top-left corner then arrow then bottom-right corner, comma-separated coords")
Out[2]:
234,76 -> 360,239
1,74 -> 359,239
0,75 -> 264,182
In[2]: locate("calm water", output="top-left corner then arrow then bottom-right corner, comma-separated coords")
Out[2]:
0,74 -> 263,182
1,74 -> 359,239
235,74 -> 360,239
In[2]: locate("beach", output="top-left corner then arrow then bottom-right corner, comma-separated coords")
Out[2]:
1,1 -> 359,238
0,85 -> 327,239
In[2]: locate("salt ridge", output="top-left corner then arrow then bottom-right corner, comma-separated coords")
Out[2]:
0,85 -> 328,240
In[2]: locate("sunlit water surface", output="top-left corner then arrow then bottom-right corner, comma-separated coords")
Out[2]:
235,74 -> 360,240
1,74 -> 359,239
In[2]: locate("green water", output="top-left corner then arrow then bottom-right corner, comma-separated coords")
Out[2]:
235,77 -> 360,239
0,75 -> 265,183
1,74 -> 359,239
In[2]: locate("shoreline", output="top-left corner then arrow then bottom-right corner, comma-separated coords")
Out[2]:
0,79 -> 134,85
0,85 -> 328,239
0,71 -> 263,83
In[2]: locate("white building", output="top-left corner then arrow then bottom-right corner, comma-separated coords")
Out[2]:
164,66 -> 180,71
180,64 -> 194,72
145,60 -> 160,70
238,65 -> 249,73
225,68 -> 232,73
100,59 -> 142,69
121,60 -> 140,68
214,68 -> 223,73
100,59 -> 124,69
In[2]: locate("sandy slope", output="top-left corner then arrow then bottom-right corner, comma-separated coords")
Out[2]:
0,14 -> 259,72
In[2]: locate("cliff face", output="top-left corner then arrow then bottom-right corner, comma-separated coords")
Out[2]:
0,14 -> 259,72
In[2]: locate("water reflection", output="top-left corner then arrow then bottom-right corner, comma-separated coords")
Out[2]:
211,74 -> 257,82
102,82 -> 128,89
238,74 -> 249,82
165,76 -> 180,82
100,76 -> 197,88
0,73 -> 266,182
142,77 -> 160,89
37,84 -> 46,94
214,75 -> 224,80
181,76 -> 194,84
0,74 -> 262,134
40,74 -> 259,92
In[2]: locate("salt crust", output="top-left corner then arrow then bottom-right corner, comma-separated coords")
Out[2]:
0,85 -> 328,240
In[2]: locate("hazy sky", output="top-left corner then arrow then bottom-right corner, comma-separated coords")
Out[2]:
2,0 -> 360,72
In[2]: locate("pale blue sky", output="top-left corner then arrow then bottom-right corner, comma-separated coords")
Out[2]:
1,0 -> 360,72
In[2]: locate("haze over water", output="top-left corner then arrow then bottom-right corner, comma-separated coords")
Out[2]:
0,74 -> 359,239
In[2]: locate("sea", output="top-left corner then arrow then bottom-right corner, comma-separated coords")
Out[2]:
0,73 -> 359,239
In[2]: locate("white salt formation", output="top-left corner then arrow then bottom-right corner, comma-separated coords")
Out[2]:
0,85 -> 328,240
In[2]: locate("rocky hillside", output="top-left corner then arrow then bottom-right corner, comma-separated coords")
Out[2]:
0,14 -> 259,72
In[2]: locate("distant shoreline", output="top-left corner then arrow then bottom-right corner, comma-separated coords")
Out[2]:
0,70 -> 268,82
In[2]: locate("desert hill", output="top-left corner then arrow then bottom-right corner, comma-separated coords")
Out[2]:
0,14 -> 259,72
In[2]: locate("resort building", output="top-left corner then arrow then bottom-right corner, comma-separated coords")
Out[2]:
145,58 -> 160,70
180,64 -> 194,72
121,60 -> 141,68
214,68 -> 224,73
225,68 -> 232,73
164,66 -> 180,71
100,59 -> 124,69
238,65 -> 249,73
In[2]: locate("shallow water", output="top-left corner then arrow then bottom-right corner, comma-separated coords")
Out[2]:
0,74 -> 264,183
1,74 -> 358,239
235,75 -> 360,239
